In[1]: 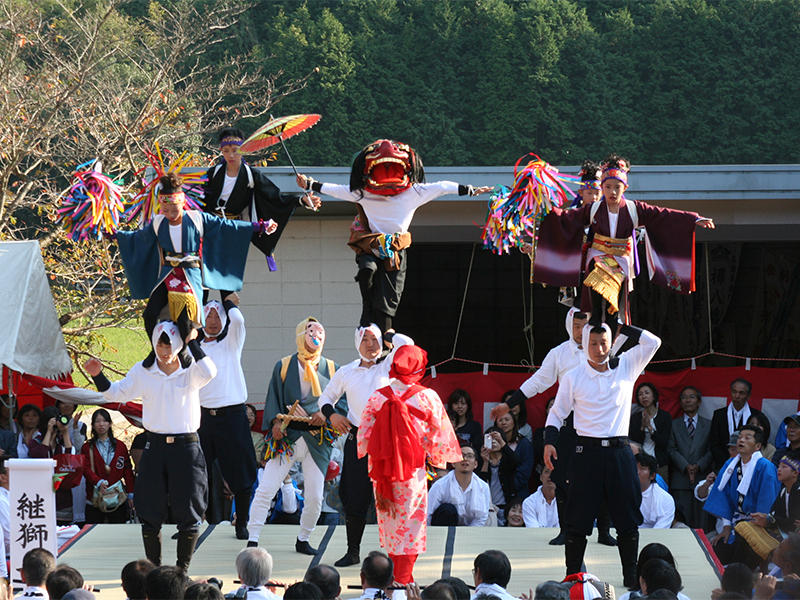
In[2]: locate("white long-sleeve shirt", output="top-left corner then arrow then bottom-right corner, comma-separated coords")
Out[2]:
546,329 -> 661,438
318,333 -> 413,426
0,487 -> 9,555
319,182 -> 459,234
640,483 -> 675,529
102,358 -> 216,434
519,339 -> 584,398
199,306 -> 247,408
521,488 -> 560,528
427,470 -> 492,527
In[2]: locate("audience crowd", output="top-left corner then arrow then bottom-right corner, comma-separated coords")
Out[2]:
4,372 -> 800,599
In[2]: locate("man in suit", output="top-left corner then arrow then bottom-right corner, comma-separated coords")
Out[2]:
668,386 -> 713,528
247,317 -> 345,555
709,378 -> 766,472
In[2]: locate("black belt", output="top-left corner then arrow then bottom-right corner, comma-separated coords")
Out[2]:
576,436 -> 629,448
201,404 -> 246,417
147,432 -> 198,445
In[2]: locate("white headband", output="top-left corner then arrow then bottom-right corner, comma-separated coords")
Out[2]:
582,322 -> 613,365
203,301 -> 228,334
355,324 -> 383,362
151,321 -> 182,361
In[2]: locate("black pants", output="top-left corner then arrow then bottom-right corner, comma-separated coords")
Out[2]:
339,428 -> 374,519
198,405 -> 257,494
85,502 -> 129,524
566,439 -> 642,536
356,251 -> 407,322
431,503 -> 459,526
135,433 -> 208,533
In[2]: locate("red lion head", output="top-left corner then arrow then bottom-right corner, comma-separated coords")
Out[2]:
350,139 -> 424,196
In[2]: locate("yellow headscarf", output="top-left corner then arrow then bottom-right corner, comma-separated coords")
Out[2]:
296,317 -> 324,397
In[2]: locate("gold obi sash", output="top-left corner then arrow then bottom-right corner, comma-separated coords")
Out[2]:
591,233 -> 632,257
583,234 -> 632,314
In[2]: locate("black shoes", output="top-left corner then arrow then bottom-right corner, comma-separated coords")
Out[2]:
236,526 -> 249,540
295,539 -> 318,555
334,552 -> 360,567
246,540 -> 258,548
597,531 -> 617,546
549,531 -> 567,545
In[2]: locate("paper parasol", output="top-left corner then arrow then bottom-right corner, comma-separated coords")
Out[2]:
481,154 -> 579,256
124,143 -> 206,225
57,160 -> 126,241
238,113 -> 321,156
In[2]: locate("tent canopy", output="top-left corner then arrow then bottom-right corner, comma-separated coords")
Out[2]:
0,241 -> 72,378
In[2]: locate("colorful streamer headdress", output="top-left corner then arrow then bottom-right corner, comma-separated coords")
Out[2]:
481,154 -> 578,255
56,160 -> 126,241
601,154 -> 630,186
124,143 -> 206,225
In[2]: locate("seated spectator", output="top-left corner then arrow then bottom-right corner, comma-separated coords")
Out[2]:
776,402 -> 800,450
747,412 -> 776,462
304,564 -> 341,600
437,577 -> 471,600
493,412 -> 534,497
479,426 -> 522,525
533,581 -> 569,600
712,563 -> 753,600
706,425 -> 780,568
421,582 -> 456,600
751,449 -> 800,536
504,498 -> 525,528
531,398 -> 555,485
46,566 -> 84,600
667,385 -> 712,529
773,415 -> 800,467
246,404 -> 266,468
20,547 -> 56,600
358,551 -> 393,600
145,566 -> 190,600
62,591 -> 95,600
619,543 -> 689,600
501,390 -> 532,444
184,583 -> 224,600
637,452 -> 675,529
637,559 -> 681,599
521,466 -> 558,528
284,583 -> 322,600
472,550 -> 516,600
448,390 -> 483,454
15,403 -> 40,459
629,383 -> 672,479
428,443 -> 492,527
234,547 -> 279,600
121,559 -> 156,600
630,442 -> 668,491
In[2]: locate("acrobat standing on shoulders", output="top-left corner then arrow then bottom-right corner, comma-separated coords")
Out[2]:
203,126 -> 321,278
115,172 -> 277,345
296,140 -> 492,335
532,155 -> 714,326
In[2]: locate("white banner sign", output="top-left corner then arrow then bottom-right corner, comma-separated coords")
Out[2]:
9,458 -> 57,587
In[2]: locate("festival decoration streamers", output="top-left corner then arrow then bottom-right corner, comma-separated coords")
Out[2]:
481,154 -> 579,255
56,160 -> 126,241
124,143 -> 206,225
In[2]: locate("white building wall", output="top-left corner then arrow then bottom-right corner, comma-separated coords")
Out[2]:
238,217 -> 361,409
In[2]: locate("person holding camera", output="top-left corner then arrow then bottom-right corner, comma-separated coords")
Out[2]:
29,405 -> 77,524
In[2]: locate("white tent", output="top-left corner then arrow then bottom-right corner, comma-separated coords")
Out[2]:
0,241 -> 72,378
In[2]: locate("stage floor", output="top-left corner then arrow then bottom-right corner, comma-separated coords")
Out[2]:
58,524 -> 720,598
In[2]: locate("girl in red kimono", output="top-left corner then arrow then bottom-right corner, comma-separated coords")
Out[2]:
533,155 -> 715,326
356,345 -> 461,585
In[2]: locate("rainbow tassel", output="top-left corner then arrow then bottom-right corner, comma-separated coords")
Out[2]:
57,161 -> 126,241
263,431 -> 294,461
481,154 -> 579,255
124,143 -> 207,225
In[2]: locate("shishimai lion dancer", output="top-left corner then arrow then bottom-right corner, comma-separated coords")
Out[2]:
295,140 -> 492,337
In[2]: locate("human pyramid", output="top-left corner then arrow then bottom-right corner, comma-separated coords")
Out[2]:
79,127 -> 727,593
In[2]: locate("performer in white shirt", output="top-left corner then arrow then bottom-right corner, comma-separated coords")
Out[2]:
85,321 -> 215,573
636,452 -> 675,529
314,324 -> 412,566
522,466 -> 559,528
197,294 -> 257,540
427,443 -> 492,527
542,322 -> 661,587
296,143 -> 491,335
